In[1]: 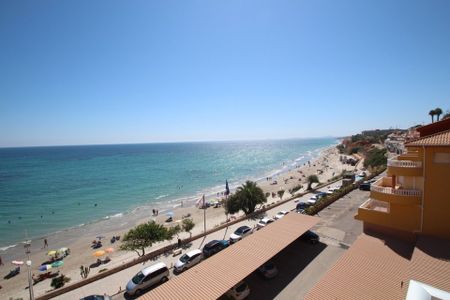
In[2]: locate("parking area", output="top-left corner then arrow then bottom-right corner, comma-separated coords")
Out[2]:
59,176 -> 377,300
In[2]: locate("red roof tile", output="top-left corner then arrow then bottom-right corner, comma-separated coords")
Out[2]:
405,129 -> 450,147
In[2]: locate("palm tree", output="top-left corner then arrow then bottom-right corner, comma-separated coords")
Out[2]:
434,107 -> 443,121
226,181 -> 267,215
429,110 -> 436,123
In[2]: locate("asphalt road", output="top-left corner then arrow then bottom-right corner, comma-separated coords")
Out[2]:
245,186 -> 378,300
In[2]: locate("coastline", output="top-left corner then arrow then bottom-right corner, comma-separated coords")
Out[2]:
0,140 -> 335,251
0,143 -> 356,299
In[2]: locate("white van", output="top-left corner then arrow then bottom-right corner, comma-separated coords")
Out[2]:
126,262 -> 169,296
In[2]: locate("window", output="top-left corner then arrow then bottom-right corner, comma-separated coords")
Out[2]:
434,153 -> 450,163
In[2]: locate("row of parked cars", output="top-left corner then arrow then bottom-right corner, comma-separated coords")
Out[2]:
124,207 -> 320,298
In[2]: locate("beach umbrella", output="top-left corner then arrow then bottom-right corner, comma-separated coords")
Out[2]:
47,250 -> 57,256
12,260 -> 24,265
58,247 -> 68,252
93,250 -> 106,257
38,264 -> 52,272
166,211 -> 173,217
51,260 -> 64,268
105,247 -> 114,253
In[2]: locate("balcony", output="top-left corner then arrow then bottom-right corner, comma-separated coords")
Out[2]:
387,156 -> 423,176
356,199 -> 391,224
355,198 -> 421,232
360,198 -> 389,213
370,177 -> 422,205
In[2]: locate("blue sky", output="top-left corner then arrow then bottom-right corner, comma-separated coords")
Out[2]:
1,0 -> 449,147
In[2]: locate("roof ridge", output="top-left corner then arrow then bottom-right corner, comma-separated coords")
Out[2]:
406,128 -> 450,147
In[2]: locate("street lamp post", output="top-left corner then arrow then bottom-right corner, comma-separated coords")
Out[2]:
24,241 -> 35,300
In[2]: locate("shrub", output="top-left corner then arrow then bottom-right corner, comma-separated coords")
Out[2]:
50,274 -> 70,289
364,148 -> 387,168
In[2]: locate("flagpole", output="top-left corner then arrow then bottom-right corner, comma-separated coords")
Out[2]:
203,194 -> 206,233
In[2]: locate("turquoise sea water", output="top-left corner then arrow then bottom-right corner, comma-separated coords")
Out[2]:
0,138 -> 336,248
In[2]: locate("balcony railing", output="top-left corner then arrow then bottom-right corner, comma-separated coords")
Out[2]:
387,157 -> 422,168
360,199 -> 389,213
371,185 -> 422,197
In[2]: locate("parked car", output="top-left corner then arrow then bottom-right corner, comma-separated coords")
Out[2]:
256,217 -> 275,229
202,240 -> 229,258
230,226 -> 252,243
225,281 -> 250,300
296,202 -> 310,211
126,262 -> 169,296
317,192 -> 327,198
359,181 -> 371,191
274,210 -> 289,220
258,262 -> 278,279
174,249 -> 203,273
307,196 -> 318,205
80,296 -> 111,300
301,230 -> 320,244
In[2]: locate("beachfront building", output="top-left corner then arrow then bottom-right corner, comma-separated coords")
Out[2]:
356,117 -> 450,240
305,119 -> 450,300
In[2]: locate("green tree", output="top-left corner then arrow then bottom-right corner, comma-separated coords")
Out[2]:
307,175 -> 319,190
182,218 -> 195,238
434,107 -> 443,121
277,189 -> 285,201
225,181 -> 267,215
429,109 -> 436,123
120,221 -> 170,257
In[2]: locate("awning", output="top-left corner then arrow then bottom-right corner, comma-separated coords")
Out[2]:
140,213 -> 319,300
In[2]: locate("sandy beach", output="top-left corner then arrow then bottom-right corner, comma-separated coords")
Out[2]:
0,145 -> 360,299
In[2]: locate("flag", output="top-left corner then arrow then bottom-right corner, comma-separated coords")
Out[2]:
196,194 -> 205,208
225,180 -> 230,196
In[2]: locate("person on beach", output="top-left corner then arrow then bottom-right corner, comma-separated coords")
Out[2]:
0,255 -> 3,266
44,238 -> 48,249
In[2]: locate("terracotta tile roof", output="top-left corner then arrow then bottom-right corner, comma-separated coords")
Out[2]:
405,129 -> 450,147
408,236 -> 450,293
416,118 -> 450,137
305,234 -> 412,300
305,234 -> 450,300
139,213 -> 319,300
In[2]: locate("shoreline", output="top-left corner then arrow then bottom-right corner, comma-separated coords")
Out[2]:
0,143 -> 357,299
0,141 -> 336,251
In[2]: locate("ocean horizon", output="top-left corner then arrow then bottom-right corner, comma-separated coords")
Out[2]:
0,137 -> 337,249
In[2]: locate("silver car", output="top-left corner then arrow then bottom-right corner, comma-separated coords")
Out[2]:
174,249 -> 203,273
126,262 -> 169,295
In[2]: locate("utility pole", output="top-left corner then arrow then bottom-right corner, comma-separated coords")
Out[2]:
24,241 -> 35,300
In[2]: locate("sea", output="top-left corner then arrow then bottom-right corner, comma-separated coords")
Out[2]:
0,138 -> 337,250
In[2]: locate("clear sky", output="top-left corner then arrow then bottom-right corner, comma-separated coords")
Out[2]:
1,0 -> 449,147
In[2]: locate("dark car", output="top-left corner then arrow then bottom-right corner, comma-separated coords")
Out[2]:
202,240 -> 229,257
359,181 -> 371,191
80,295 -> 111,300
296,202 -> 310,211
301,230 -> 320,244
